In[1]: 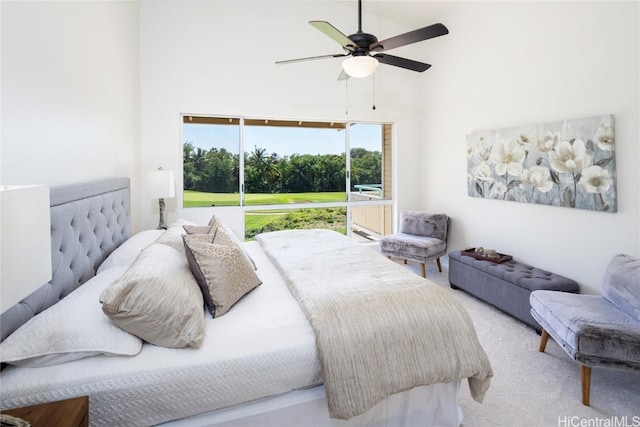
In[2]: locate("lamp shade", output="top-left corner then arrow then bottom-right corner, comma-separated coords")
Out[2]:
342,55 -> 379,78
1,185 -> 52,313
148,169 -> 175,199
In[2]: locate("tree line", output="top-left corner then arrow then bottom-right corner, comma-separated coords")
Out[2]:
183,143 -> 382,194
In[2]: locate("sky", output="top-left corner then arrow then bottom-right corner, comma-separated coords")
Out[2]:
183,122 -> 383,157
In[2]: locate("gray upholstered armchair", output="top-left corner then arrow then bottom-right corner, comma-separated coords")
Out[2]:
379,211 -> 448,278
530,254 -> 640,406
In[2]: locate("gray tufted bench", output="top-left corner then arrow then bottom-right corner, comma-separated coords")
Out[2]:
448,250 -> 580,331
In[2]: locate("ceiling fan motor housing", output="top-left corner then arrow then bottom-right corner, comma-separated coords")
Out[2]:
347,32 -> 379,56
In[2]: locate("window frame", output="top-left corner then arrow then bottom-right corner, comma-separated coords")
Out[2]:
181,114 -> 393,238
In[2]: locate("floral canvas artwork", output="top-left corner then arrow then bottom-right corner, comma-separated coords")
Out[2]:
466,115 -> 616,212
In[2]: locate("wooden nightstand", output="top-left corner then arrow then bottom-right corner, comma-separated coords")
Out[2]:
1,396 -> 88,427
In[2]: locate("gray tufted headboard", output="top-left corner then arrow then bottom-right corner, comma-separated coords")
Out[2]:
0,178 -> 131,342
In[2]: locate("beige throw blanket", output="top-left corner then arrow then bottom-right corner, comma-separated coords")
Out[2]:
256,229 -> 493,420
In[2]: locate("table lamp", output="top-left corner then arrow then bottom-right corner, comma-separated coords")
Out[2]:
1,185 -> 52,313
148,168 -> 175,229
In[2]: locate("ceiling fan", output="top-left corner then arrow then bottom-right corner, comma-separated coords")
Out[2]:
276,0 -> 449,79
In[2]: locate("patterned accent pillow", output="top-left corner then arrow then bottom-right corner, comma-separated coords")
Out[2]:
183,235 -> 262,318
215,226 -> 257,270
207,214 -> 219,228
100,243 -> 206,348
183,224 -> 216,235
183,233 -> 216,246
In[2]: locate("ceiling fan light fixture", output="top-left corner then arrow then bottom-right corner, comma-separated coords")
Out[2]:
342,55 -> 379,78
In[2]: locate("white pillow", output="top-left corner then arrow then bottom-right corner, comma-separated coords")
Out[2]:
154,227 -> 188,253
167,218 -> 197,228
97,230 -> 165,273
0,267 -> 142,368
100,243 -> 206,348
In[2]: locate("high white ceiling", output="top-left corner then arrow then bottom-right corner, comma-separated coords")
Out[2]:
339,1 -> 457,30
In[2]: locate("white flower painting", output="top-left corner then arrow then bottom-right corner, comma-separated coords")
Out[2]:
466,115 -> 616,212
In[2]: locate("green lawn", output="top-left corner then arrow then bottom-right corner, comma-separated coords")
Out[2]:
183,191 -> 240,207
184,190 -> 348,239
244,211 -> 286,230
244,208 -> 347,240
183,190 -> 346,207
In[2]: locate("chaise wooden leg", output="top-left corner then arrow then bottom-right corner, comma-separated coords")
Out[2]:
404,259 -> 407,264
581,365 -> 591,406
420,263 -> 426,278
436,258 -> 442,273
538,329 -> 591,406
539,330 -> 550,352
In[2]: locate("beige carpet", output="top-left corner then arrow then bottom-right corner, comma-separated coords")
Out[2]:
397,258 -> 640,427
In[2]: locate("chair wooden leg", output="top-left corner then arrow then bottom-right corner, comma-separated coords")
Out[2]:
581,365 -> 591,406
436,258 -> 442,273
404,259 -> 407,265
420,263 -> 426,278
539,329 -> 550,352
387,255 -> 391,259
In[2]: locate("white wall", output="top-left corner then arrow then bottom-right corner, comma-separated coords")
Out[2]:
139,1 -> 429,230
420,1 -> 639,294
1,1 -> 141,229
4,1 -> 637,294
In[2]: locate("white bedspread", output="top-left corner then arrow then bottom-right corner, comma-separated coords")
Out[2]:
0,242 -> 322,427
256,229 -> 493,420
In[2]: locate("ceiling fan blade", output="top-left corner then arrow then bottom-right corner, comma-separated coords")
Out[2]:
371,23 -> 449,52
276,53 -> 348,65
309,21 -> 356,51
375,54 -> 431,72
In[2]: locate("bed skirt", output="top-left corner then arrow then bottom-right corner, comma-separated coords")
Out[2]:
160,382 -> 463,427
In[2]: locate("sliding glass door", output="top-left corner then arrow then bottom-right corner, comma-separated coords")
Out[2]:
182,115 -> 392,240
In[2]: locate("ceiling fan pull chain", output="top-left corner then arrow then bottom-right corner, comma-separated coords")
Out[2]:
372,73 -> 376,110
345,78 -> 349,116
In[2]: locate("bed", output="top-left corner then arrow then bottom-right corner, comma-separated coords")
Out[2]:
0,178 -> 492,426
